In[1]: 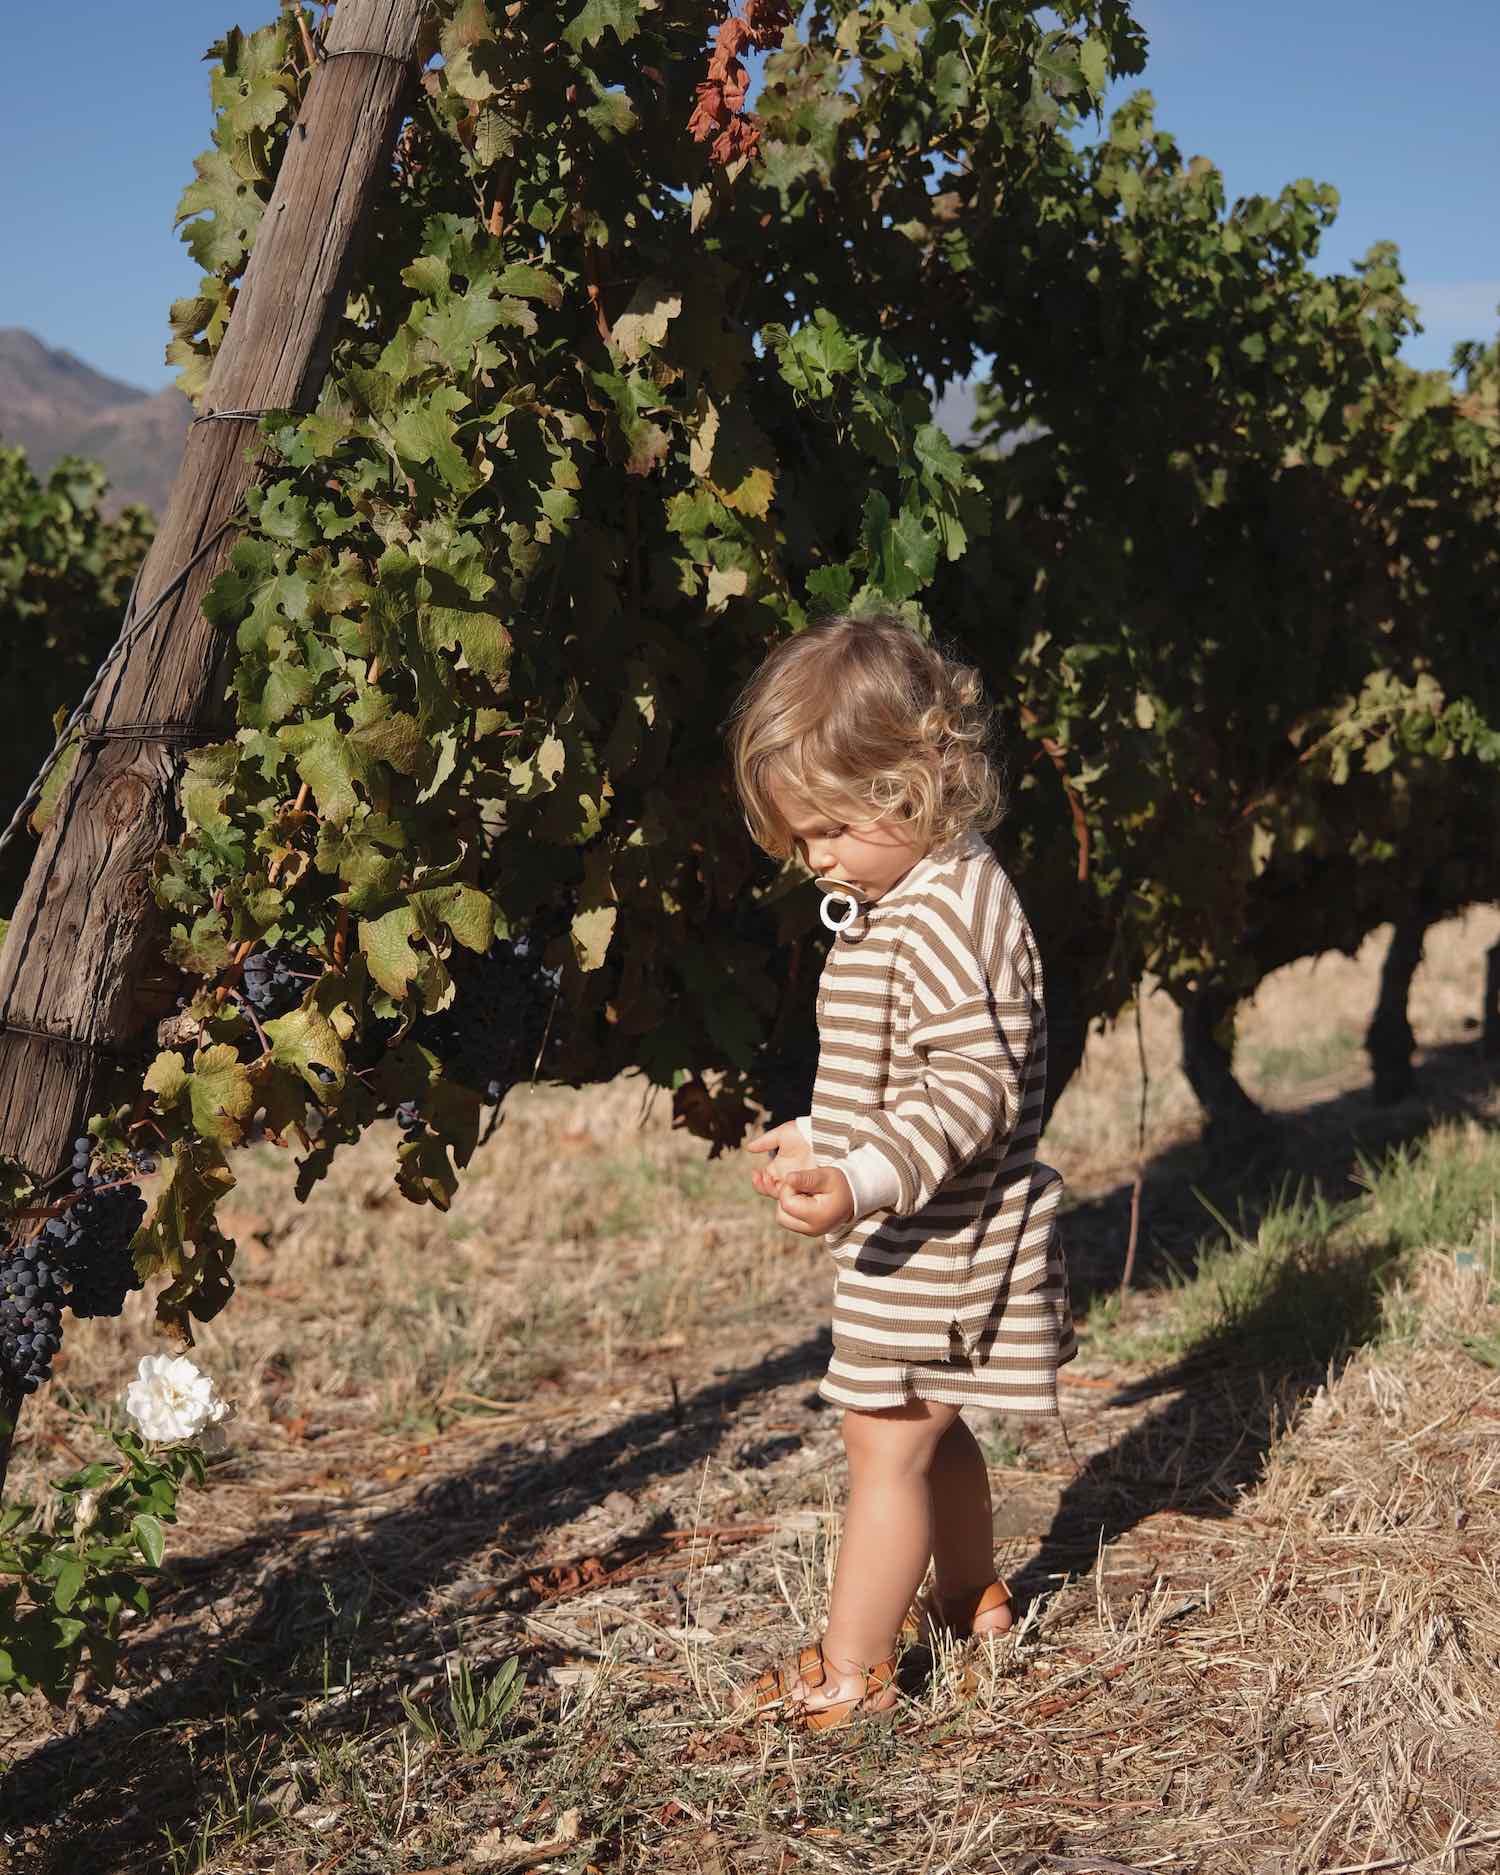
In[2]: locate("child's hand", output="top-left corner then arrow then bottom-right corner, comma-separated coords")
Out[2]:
746,1120 -> 817,1199
774,1166 -> 855,1238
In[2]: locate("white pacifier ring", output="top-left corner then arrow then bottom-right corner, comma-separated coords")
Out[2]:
819,890 -> 861,934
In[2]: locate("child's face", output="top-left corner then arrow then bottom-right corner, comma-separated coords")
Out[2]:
773,788 -> 930,903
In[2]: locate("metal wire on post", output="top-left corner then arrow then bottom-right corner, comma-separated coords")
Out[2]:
0,513 -> 245,868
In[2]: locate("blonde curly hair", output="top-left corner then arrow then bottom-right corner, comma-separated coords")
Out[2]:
726,613 -> 1005,862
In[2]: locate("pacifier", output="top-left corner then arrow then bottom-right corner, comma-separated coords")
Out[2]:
818,886 -> 862,934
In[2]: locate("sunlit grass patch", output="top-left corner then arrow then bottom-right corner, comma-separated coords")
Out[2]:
1356,1119 -> 1500,1263
1080,1124 -> 1500,1378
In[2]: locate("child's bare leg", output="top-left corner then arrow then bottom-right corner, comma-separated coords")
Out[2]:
798,1400 -> 960,1709
928,1415 -> 1012,1636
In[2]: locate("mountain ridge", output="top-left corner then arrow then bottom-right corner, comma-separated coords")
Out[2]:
0,329 -> 188,516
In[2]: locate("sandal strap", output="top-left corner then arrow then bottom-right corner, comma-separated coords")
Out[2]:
751,1640 -> 828,1710
911,1577 -> 1015,1640
970,1579 -> 1013,1621
801,1652 -> 899,1731
797,1642 -> 827,1690
751,1643 -> 897,1725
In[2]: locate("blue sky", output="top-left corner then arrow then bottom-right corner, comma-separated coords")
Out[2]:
0,1 -> 1494,390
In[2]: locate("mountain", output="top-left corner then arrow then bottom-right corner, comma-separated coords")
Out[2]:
0,329 -> 189,516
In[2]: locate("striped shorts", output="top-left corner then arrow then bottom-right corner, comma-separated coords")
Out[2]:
819,1341 -> 1070,1416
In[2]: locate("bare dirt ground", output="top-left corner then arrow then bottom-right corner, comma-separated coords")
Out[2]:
1,909 -> 1498,1875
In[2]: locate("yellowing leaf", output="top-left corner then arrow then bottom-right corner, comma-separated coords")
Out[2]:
188,1044 -> 256,1148
707,402 -> 777,517
264,1002 -> 347,1092
612,278 -> 684,365
541,735 -> 567,783
29,736 -> 79,836
717,464 -> 774,519
689,396 -> 720,479
705,565 -> 749,611
571,903 -> 617,972
144,1050 -> 191,1109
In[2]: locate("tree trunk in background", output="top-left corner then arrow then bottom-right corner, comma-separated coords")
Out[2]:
1365,908 -> 1430,1104
1175,982 -> 1268,1140
0,0 -> 431,1491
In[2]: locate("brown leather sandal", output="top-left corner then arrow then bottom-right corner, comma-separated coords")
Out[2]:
903,1577 -> 1015,1644
745,1640 -> 899,1731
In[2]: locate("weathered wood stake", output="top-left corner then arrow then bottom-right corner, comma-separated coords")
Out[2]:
0,0 -> 432,1490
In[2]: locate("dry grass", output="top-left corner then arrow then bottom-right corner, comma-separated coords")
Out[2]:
0,912 -> 1497,1875
9,1075 -> 804,1474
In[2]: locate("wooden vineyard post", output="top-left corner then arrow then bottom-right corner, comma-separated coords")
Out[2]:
0,0 -> 433,1487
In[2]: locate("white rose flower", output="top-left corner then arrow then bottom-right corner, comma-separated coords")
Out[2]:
124,1354 -> 229,1445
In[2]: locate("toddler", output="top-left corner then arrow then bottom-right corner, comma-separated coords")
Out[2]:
726,613 -> 1075,1728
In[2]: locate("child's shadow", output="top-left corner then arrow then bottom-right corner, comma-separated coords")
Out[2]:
1011,1211 -> 1401,1604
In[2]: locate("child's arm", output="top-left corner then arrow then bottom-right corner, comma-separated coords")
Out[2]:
838,930 -> 1037,1221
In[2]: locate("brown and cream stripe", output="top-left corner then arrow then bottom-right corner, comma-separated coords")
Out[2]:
807,832 -> 1075,1416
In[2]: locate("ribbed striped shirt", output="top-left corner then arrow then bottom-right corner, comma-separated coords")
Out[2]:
804,832 -> 1075,1401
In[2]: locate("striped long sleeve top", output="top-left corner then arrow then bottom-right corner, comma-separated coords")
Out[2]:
803,831 -> 1075,1395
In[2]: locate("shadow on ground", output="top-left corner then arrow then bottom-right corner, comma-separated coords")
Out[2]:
3,1040 -> 1494,1870
0,1332 -> 834,1869
1015,1036 -> 1496,1604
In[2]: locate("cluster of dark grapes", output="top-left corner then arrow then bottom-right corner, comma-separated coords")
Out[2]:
240,944 -> 320,1021
409,933 -> 560,1113
42,1138 -> 149,1319
0,1138 -> 152,1393
0,1227 -> 66,1394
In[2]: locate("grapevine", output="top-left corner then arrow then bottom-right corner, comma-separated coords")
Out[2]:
0,0 -> 1493,1362
0,448 -> 152,906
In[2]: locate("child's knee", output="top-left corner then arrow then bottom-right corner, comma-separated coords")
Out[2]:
840,1400 -> 956,1473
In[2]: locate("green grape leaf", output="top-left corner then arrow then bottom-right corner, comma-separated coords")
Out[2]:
407,882 -> 495,954
359,905 -> 423,998
495,263 -> 564,309
390,385 -> 478,493
187,1045 -> 257,1149
264,1002 -> 347,1092
563,0 -> 640,51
